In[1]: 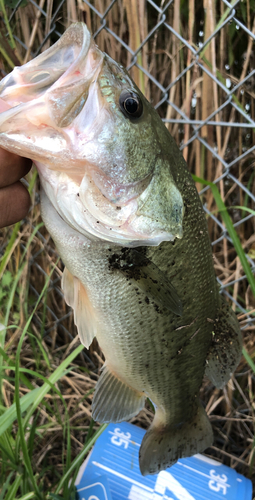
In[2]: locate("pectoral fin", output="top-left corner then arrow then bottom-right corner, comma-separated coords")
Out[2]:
205,298 -> 242,389
62,267 -> 96,348
110,249 -> 182,316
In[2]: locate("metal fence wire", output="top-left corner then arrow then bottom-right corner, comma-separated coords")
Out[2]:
1,0 -> 255,450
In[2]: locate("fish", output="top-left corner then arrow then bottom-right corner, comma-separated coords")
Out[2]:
0,23 -> 242,475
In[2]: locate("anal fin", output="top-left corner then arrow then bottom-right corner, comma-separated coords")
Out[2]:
92,365 -> 146,423
205,298 -> 242,389
62,267 -> 97,348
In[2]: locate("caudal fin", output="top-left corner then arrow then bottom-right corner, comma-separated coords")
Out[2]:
139,403 -> 213,476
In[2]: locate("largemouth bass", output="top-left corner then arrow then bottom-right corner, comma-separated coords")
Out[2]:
0,23 -> 242,475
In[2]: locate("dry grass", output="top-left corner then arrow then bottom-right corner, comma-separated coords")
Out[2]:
0,0 -> 254,497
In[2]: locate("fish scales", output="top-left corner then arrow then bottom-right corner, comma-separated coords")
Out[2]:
47,166 -> 215,414
0,22 -> 242,475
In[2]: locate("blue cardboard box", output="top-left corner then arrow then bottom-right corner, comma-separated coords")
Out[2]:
75,422 -> 252,500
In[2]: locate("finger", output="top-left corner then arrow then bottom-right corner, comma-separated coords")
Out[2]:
0,149 -> 32,187
0,181 -> 31,228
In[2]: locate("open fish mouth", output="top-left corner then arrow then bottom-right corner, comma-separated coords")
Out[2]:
0,23 -> 102,165
0,22 -> 184,247
0,23 -> 92,108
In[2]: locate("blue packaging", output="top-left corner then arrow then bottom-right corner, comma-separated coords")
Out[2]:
75,474 -> 112,500
75,422 -> 252,500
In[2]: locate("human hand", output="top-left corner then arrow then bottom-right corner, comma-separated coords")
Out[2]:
0,148 -> 32,228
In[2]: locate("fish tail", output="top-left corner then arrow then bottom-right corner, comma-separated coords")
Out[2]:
139,402 -> 213,476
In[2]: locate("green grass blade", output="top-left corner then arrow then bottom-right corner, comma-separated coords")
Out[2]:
11,341 -> 83,498
84,418 -> 95,445
230,206 -> 255,217
0,388 -> 41,437
0,222 -> 20,277
0,471 -> 15,500
0,426 -> 16,462
62,410 -> 72,499
1,222 -> 44,396
0,0 -> 16,49
54,423 -> 108,495
3,473 -> 22,500
0,343 -> 34,390
242,347 -> 255,374
28,344 -> 84,415
13,263 -> 59,499
18,494 -> 37,500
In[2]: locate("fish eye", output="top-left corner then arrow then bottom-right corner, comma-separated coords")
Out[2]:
119,91 -> 143,119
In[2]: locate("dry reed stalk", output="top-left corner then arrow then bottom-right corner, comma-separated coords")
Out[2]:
67,0 -> 79,25
77,0 -> 92,31
215,15 -> 255,177
2,379 -> 10,407
222,238 -> 229,286
206,392 -> 224,415
123,0 -> 146,93
137,0 -> 149,98
213,256 -> 232,280
0,230 -> 23,280
62,334 -> 80,359
232,258 -> 242,312
147,0 -> 168,104
182,73 -> 201,185
182,0 -> 194,162
91,1 -> 120,66
17,7 -> 31,52
23,0 -> 46,63
222,267 -> 239,287
195,82 -> 202,190
105,1 -> 122,63
165,0 -> 180,128
248,372 -> 255,435
222,382 -> 234,451
213,17 -> 255,275
201,0 -> 215,185
211,446 -> 251,467
44,0 -> 54,50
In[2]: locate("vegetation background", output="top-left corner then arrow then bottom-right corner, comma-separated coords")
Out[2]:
0,0 -> 254,498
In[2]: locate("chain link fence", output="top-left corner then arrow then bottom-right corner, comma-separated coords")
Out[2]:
0,0 -> 255,481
